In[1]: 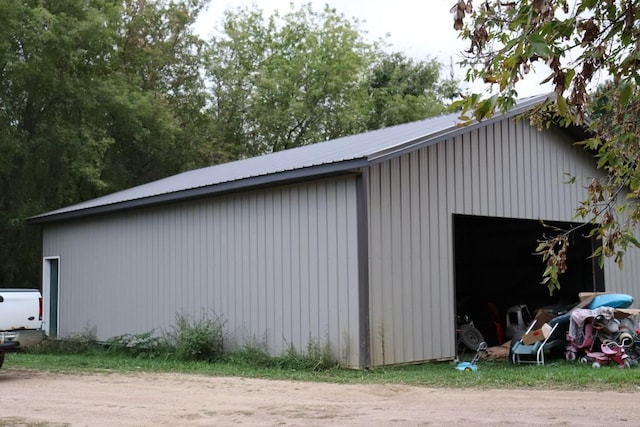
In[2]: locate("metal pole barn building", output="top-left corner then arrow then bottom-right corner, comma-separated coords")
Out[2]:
30,95 -> 640,368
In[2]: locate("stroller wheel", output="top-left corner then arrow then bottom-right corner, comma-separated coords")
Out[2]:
592,361 -> 601,368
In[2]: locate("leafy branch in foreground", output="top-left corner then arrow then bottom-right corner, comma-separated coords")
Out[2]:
451,0 -> 640,291
535,229 -> 569,294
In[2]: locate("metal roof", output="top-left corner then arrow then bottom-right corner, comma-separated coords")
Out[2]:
29,94 -> 551,224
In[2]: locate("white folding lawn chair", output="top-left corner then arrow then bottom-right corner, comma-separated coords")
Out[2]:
511,320 -> 558,365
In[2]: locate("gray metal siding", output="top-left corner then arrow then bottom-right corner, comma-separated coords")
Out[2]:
40,112 -> 640,369
367,116 -> 640,366
42,176 -> 361,366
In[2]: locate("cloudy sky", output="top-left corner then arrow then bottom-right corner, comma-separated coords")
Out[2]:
195,0 -> 552,97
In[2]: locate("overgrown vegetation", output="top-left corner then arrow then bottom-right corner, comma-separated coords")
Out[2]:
11,312 -> 640,389
227,338 -> 337,371
16,313 -> 640,390
26,312 -> 338,372
29,325 -> 101,356
105,331 -> 170,359
164,312 -> 226,362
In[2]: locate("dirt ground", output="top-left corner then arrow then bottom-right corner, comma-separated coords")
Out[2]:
1,369 -> 639,426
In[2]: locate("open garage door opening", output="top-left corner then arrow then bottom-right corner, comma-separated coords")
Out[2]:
453,214 -> 604,347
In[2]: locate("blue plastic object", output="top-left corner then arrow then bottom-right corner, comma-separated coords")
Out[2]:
455,361 -> 478,372
455,341 -> 487,372
587,293 -> 633,309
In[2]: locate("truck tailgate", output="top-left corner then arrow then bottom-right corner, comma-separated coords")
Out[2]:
0,289 -> 42,331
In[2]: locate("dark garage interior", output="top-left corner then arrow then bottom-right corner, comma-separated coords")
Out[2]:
453,214 -> 605,346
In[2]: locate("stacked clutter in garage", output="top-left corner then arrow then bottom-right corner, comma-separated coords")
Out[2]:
480,292 -> 640,366
563,294 -> 640,368
511,292 -> 640,367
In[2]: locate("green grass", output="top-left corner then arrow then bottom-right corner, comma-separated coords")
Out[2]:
0,418 -> 68,427
6,351 -> 640,391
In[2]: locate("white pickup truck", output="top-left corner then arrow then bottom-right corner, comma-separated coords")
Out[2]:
0,288 -> 46,369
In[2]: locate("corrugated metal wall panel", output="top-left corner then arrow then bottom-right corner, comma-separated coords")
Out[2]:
42,176 -> 361,366
605,255 -> 640,300
367,117 -> 640,366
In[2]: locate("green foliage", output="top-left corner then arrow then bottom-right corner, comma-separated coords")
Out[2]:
106,331 -> 171,359
29,325 -> 101,355
164,312 -> 226,362
365,52 -> 454,129
276,339 -> 338,371
226,338 -> 275,367
0,0 -> 219,288
207,4 -> 370,155
207,3 -> 458,156
452,0 -> 640,291
101,0 -> 220,189
229,337 -> 337,371
24,314 -> 336,371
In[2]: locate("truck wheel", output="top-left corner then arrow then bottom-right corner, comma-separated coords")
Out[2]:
0,352 -> 4,369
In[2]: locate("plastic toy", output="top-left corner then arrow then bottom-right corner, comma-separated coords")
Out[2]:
580,341 -> 630,368
455,341 -> 487,372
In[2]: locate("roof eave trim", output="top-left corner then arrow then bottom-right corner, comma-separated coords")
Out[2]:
28,158 -> 369,225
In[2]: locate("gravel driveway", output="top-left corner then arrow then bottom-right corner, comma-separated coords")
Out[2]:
1,369 -> 639,426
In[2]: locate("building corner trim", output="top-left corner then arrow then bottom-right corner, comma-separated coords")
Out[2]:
356,173 -> 371,368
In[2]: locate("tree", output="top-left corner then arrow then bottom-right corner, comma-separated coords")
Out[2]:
0,0 -> 119,286
207,4 -> 459,156
0,0 -> 218,287
101,0 -> 220,190
364,52 -> 456,129
207,4 -> 373,156
451,0 -> 640,292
